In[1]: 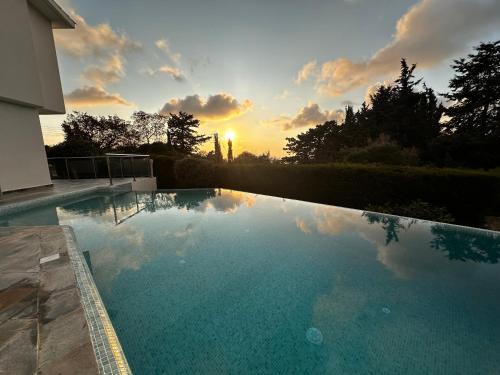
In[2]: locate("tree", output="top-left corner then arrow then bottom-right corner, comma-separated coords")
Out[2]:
234,151 -> 271,163
61,112 -> 134,154
341,105 -> 367,147
151,113 -> 169,142
131,111 -> 168,144
131,111 -> 155,144
364,59 -> 443,149
283,121 -> 340,163
167,111 -> 211,154
213,133 -> 223,163
227,138 -> 234,162
443,41 -> 500,137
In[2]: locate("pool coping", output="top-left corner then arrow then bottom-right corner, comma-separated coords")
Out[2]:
0,182 -> 132,217
0,180 -> 135,375
63,226 -> 132,375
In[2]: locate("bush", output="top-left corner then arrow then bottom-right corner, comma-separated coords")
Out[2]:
154,160 -> 500,228
366,200 -> 455,223
340,143 -> 419,166
174,157 -> 220,188
152,155 -> 178,188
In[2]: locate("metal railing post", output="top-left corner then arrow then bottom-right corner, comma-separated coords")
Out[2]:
131,157 -> 136,181
106,156 -> 113,185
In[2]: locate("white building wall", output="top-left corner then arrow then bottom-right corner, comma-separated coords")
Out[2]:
0,0 -> 44,108
0,0 -> 72,192
0,101 -> 52,193
28,5 -> 66,114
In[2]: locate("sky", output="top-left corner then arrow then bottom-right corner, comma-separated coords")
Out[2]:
42,0 -> 500,157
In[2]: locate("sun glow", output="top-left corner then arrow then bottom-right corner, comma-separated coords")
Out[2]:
224,130 -> 236,141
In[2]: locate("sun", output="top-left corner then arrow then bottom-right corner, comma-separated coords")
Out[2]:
224,130 -> 236,141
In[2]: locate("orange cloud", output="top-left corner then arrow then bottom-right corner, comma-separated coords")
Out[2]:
263,103 -> 344,130
155,38 -> 182,65
64,86 -> 132,107
313,0 -> 500,96
54,12 -> 141,58
82,54 -> 125,87
160,93 -> 253,121
294,60 -> 317,84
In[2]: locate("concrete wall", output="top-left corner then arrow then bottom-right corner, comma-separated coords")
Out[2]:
0,0 -> 66,114
0,101 -> 52,193
28,5 -> 66,114
0,0 -> 44,109
0,0 -> 70,192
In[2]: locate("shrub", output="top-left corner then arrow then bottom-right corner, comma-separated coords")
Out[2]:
154,160 -> 500,228
366,200 -> 455,223
152,155 -> 178,188
340,143 -> 419,166
174,157 -> 220,188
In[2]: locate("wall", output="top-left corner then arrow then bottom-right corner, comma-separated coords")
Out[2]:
28,5 -> 66,114
0,0 -> 70,191
0,101 -> 52,192
0,0 -> 44,108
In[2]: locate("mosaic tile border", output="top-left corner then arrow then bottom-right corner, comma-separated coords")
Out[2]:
63,226 -> 132,375
0,182 -> 132,216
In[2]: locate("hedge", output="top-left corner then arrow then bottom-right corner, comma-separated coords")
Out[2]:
153,156 -> 500,227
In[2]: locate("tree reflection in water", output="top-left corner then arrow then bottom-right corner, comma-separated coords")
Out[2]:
430,225 -> 500,264
362,212 -> 415,245
145,189 -> 217,212
363,211 -> 500,264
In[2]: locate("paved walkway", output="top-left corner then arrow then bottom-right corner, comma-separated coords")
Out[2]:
0,179 -> 134,207
0,226 -> 99,374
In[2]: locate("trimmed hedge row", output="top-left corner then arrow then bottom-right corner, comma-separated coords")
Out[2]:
153,156 -> 500,227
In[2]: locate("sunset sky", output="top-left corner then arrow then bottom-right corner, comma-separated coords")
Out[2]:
42,0 -> 500,157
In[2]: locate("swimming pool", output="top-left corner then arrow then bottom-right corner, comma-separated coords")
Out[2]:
2,189 -> 500,374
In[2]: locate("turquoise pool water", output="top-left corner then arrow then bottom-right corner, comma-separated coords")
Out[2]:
2,189 -> 500,374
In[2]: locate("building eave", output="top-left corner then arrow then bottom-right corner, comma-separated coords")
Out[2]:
28,0 -> 75,29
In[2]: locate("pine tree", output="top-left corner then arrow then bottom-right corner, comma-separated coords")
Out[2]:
167,112 -> 211,154
443,41 -> 500,137
227,138 -> 233,162
213,133 -> 223,163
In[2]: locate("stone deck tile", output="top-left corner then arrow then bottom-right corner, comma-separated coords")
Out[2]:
0,226 -> 99,375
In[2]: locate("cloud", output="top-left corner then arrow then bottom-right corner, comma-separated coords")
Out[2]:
275,90 -> 292,100
295,218 -> 312,234
82,54 -> 125,86
264,103 -> 344,130
64,86 -> 132,107
294,60 -> 317,84
141,65 -> 185,81
160,93 -> 253,121
155,38 -> 181,64
363,80 -> 392,104
55,9 -> 139,108
341,100 -> 356,107
314,0 -> 500,96
54,12 -> 141,58
140,38 -> 186,82
158,65 -> 185,81
196,191 -> 256,213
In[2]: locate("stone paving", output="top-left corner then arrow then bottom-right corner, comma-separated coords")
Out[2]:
0,226 -> 99,374
0,179 -> 135,207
